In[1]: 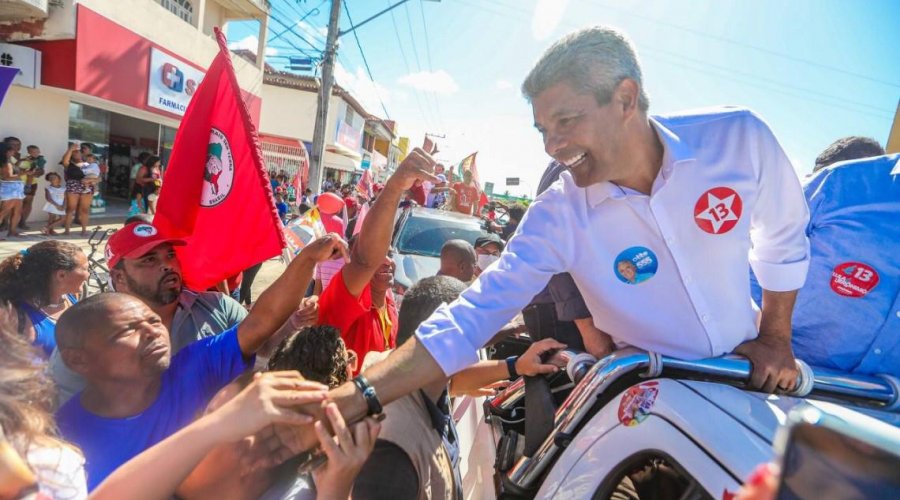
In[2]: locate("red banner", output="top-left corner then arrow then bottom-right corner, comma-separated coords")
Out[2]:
154,27 -> 285,291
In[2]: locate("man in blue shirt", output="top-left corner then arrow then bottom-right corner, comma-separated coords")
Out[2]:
55,234 -> 346,490
767,153 -> 899,377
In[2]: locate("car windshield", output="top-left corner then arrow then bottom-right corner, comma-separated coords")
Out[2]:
396,215 -> 483,257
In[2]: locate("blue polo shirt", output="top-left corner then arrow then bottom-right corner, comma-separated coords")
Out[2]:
752,154 -> 899,376
56,326 -> 253,491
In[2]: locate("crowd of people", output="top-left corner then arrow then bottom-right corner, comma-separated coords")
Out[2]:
0,24 -> 897,500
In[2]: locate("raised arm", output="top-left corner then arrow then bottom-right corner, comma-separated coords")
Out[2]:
341,148 -> 439,296
237,234 -> 348,355
91,372 -> 327,500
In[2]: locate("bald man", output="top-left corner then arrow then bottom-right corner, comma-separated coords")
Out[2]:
54,234 -> 346,491
437,239 -> 477,283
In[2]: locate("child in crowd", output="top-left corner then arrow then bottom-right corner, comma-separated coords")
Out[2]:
127,189 -> 142,217
81,154 -> 101,186
146,182 -> 160,215
275,193 -> 288,223
41,172 -> 66,235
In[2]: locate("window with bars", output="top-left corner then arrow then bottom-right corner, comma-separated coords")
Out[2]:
157,0 -> 193,24
344,105 -> 356,128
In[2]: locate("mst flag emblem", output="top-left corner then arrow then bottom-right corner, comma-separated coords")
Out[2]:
202,127 -> 235,206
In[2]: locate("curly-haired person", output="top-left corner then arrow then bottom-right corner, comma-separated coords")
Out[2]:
267,325 -> 356,389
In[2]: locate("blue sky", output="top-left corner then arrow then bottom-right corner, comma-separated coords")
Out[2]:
229,0 -> 900,197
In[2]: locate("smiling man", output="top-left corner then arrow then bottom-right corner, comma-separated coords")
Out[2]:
251,27 -> 812,463
54,234 -> 345,491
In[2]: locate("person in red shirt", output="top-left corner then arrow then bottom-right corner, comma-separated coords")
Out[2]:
407,179 -> 427,206
318,152 -> 439,371
451,170 -> 479,216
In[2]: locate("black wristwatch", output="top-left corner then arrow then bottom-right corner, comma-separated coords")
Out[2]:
353,375 -> 383,416
506,356 -> 520,381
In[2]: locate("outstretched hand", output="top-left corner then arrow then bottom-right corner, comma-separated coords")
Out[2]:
517,338 -> 567,377
213,371 -> 328,443
299,233 -> 349,264
312,403 -> 381,498
387,147 -> 440,191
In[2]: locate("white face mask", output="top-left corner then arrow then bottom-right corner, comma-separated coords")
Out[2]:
477,253 -> 500,271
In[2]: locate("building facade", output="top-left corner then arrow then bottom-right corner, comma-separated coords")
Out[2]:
0,0 -> 267,220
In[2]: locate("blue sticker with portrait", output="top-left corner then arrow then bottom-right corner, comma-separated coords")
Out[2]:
613,246 -> 658,285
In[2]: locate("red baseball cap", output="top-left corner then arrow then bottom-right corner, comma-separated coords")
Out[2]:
105,222 -> 186,268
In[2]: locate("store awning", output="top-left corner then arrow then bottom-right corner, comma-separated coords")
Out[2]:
326,142 -> 363,161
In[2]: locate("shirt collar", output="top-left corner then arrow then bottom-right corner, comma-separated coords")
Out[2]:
178,289 -> 198,309
891,156 -> 900,176
586,117 -> 696,207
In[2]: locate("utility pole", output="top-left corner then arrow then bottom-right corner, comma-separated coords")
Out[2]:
308,0 -> 342,194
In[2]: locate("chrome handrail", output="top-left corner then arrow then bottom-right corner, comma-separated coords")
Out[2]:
504,349 -> 900,492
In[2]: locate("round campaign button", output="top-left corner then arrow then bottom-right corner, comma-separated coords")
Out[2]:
830,262 -> 879,298
613,246 -> 658,285
694,186 -> 743,235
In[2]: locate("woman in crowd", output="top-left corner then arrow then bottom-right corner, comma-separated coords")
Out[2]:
60,143 -> 93,236
0,142 -> 25,239
137,155 -> 163,208
0,240 -> 89,357
0,312 -> 87,499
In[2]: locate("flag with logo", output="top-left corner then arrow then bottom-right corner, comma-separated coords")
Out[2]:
154,27 -> 285,291
283,206 -> 327,261
456,152 -> 489,211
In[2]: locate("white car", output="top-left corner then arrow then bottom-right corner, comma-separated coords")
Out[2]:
478,349 -> 900,499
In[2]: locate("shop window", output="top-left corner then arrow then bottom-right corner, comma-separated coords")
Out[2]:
69,102 -> 110,159
157,0 -> 193,24
344,105 -> 356,128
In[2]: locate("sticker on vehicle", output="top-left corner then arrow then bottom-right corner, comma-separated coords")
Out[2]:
618,381 -> 659,427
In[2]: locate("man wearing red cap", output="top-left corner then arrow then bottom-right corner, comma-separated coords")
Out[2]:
50,221 -> 316,403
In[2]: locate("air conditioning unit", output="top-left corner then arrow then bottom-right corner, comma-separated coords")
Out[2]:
0,0 -> 50,21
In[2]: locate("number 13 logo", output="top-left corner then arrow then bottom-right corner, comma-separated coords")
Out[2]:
694,187 -> 743,234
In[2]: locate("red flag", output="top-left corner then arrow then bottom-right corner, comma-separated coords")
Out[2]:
356,168 -> 373,200
154,27 -> 285,291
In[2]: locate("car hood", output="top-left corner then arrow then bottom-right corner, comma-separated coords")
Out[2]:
681,381 -> 900,444
393,252 -> 441,289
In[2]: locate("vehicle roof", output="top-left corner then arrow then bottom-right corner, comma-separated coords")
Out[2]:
406,206 -> 482,224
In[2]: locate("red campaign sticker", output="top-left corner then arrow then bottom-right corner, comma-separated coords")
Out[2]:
694,187 -> 743,234
830,262 -> 879,298
617,381 -> 659,427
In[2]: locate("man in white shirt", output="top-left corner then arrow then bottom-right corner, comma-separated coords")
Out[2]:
256,26 -> 811,460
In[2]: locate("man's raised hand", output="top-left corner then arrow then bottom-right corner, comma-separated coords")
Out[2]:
387,147 -> 440,191
298,233 -> 349,264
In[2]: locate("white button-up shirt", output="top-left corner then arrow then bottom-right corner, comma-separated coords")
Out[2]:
417,107 -> 810,376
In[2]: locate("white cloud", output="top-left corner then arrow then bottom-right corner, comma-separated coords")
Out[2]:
228,35 -> 279,56
532,0 -> 569,41
333,62 -> 392,117
397,70 -> 460,95
495,79 -> 514,90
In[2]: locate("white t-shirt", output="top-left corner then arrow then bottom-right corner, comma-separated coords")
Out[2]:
27,443 -> 88,500
82,163 -> 100,178
416,107 -> 810,375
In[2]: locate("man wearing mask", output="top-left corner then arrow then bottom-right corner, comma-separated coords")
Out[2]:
474,234 -> 504,276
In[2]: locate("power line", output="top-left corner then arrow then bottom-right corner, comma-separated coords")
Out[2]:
343,2 -> 391,119
387,0 -> 434,130
455,0 -> 893,119
402,1 -> 441,130
417,0 -> 446,131
267,4 -> 326,56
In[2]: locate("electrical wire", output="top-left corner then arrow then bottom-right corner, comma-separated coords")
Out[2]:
343,2 -> 391,119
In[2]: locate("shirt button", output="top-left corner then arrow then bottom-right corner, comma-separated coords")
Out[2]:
684,276 -> 692,284
665,237 -> 674,245
874,348 -> 883,355
701,314 -> 710,323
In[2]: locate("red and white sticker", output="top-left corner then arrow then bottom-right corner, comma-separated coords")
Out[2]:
618,381 -> 659,427
830,262 -> 879,298
694,187 -> 743,234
